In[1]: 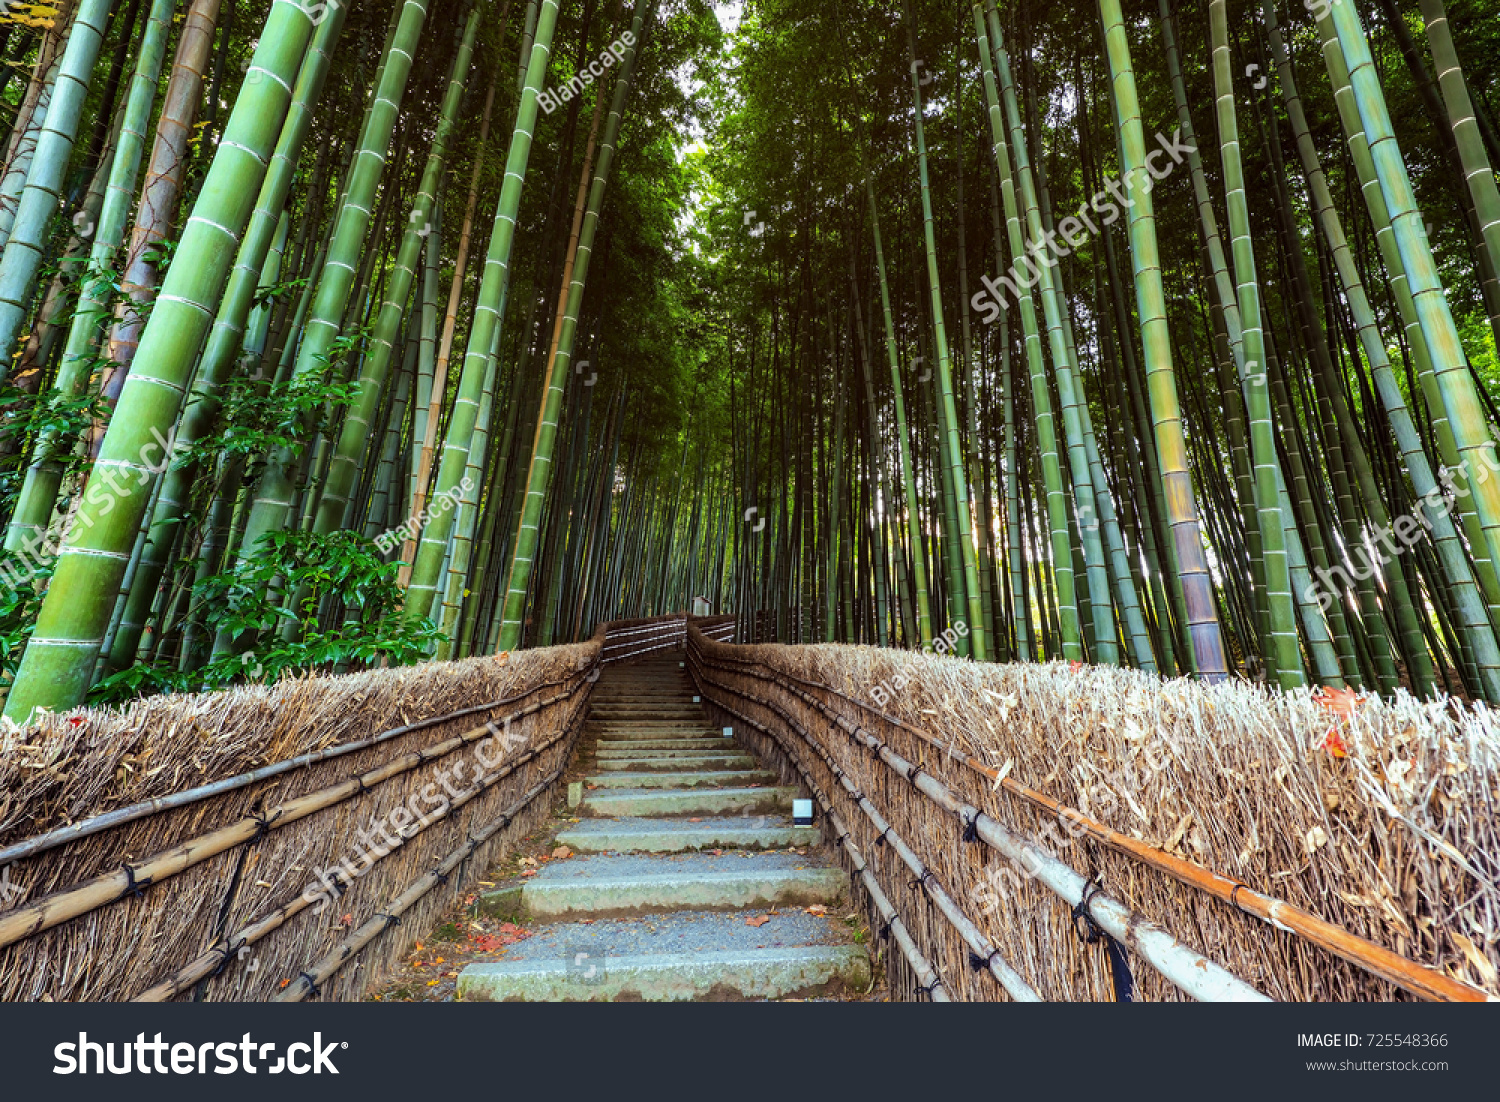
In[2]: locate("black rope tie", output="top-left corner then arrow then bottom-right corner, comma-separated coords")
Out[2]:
298,971 -> 322,999
880,919 -> 893,941
121,863 -> 152,899
1229,882 -> 1249,912
961,813 -> 979,843
1072,881 -> 1136,1003
969,947 -> 1001,973
376,912 -> 402,929
922,975 -> 944,997
432,869 -> 450,886
354,775 -> 369,795
208,939 -> 242,978
250,810 -> 276,843
906,766 -> 922,790
874,825 -> 891,847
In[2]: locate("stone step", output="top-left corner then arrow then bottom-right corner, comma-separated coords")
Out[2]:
583,768 -> 776,790
556,817 -> 821,853
593,728 -> 716,739
595,737 -> 729,751
591,753 -> 754,771
590,702 -> 702,710
519,854 -> 846,918
458,945 -> 868,1002
580,785 -> 797,818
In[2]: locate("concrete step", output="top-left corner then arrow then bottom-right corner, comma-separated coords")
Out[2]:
591,725 -> 723,737
519,854 -> 846,918
581,785 -> 797,818
591,753 -> 755,771
590,703 -> 702,711
595,737 -> 729,751
595,741 -> 733,755
583,768 -> 776,790
458,945 -> 868,1002
556,816 -> 821,853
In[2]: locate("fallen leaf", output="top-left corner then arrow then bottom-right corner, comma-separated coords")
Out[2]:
1321,729 -> 1349,759
552,846 -> 573,859
1305,826 -> 1329,853
805,904 -> 827,916
688,817 -> 702,823
745,915 -> 770,928
1314,686 -> 1360,718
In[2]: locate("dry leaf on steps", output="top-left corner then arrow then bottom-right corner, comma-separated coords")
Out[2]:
745,915 -> 770,928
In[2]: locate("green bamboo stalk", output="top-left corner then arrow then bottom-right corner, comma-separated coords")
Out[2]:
405,0 -> 563,625
3,0 -> 319,721
0,0 -> 115,365
1329,0 -> 1500,604
104,6 -> 346,669
489,0 -> 651,646
904,11 -> 984,659
1205,0 -> 1300,688
232,0 -> 429,591
316,4 -> 481,542
1267,2 -> 1500,700
3,0 -> 175,553
1096,0 -> 1227,680
973,0 -> 1079,659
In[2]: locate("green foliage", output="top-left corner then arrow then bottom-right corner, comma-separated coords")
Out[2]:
87,528 -> 443,705
182,341 -> 364,473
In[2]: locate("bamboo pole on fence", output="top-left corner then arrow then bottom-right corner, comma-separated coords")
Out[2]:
0,674 -> 596,952
134,704 -> 588,1001
0,678 -> 578,866
695,640 -> 1492,1003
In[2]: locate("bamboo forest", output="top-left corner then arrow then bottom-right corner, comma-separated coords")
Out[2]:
0,0 -> 1496,717
3,0 -> 1500,1019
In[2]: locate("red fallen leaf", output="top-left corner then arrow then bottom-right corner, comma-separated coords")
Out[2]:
805,904 -> 828,916
67,717 -> 85,726
1322,728 -> 1349,760
688,817 -> 703,823
520,869 -> 538,877
1068,660 -> 1084,671
338,913 -> 353,927
745,915 -> 770,928
1314,686 -> 1360,719
278,979 -> 290,989
711,849 -> 723,857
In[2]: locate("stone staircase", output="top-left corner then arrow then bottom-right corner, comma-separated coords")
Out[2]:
457,652 -> 871,1001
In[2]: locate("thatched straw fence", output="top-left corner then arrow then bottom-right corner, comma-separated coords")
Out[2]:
688,626 -> 1500,1003
0,618 -> 711,1002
